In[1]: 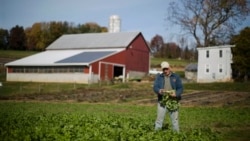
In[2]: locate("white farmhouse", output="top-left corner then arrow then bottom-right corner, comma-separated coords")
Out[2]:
197,45 -> 235,83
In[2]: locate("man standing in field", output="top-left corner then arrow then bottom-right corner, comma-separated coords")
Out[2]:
153,61 -> 183,132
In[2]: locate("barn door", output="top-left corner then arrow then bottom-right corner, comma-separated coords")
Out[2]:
100,63 -> 113,81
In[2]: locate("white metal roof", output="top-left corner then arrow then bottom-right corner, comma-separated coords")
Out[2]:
46,31 -> 141,50
5,48 -> 123,66
185,63 -> 198,72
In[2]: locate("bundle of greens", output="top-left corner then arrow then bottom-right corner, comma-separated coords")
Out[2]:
160,90 -> 180,111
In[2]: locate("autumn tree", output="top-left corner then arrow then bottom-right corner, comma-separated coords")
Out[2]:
25,23 -> 44,50
49,21 -> 66,43
78,22 -> 104,33
25,21 -> 108,51
167,0 -> 250,47
25,23 -> 45,50
231,27 -> 250,81
164,43 -> 181,59
9,25 -> 26,50
101,27 -> 108,32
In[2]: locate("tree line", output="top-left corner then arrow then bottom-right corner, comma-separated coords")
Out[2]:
0,21 -> 107,51
149,35 -> 197,61
0,20 -> 197,61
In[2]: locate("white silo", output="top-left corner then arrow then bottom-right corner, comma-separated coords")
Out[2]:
109,15 -> 121,33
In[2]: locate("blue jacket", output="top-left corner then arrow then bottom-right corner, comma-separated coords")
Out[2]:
153,72 -> 183,101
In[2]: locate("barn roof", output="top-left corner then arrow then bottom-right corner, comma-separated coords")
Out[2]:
46,31 -> 141,50
5,49 -> 122,66
6,31 -> 148,67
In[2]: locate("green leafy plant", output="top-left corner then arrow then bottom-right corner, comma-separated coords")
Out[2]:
0,102 -> 223,141
160,90 -> 180,111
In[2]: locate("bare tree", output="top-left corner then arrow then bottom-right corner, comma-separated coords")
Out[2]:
150,34 -> 164,57
167,0 -> 250,47
178,36 -> 188,59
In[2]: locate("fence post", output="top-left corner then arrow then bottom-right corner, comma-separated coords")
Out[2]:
20,83 -> 22,92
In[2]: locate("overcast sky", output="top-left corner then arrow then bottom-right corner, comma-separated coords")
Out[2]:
1,0 -> 249,43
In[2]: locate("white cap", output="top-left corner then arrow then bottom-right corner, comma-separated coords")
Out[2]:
161,61 -> 170,69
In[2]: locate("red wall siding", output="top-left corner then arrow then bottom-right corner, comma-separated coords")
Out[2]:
102,50 -> 126,64
91,62 -> 99,74
125,35 -> 150,73
7,67 -> 12,73
84,67 -> 89,73
91,51 -> 126,74
91,34 -> 150,81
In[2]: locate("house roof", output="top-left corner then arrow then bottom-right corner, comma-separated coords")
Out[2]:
46,31 -> 141,50
185,63 -> 198,72
197,45 -> 235,50
5,49 -> 123,66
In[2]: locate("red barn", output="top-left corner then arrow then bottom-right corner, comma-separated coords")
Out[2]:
5,32 -> 150,84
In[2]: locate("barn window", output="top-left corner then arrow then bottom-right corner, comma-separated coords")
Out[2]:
9,66 -> 84,73
28,67 -> 38,73
219,64 -> 223,73
219,50 -> 222,58
206,50 -> 209,58
69,67 -> 74,72
45,67 -> 52,73
39,67 -> 45,73
13,67 -> 24,73
205,64 -> 210,73
25,67 -> 30,73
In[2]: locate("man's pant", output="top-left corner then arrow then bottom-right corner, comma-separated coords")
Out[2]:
155,103 -> 179,132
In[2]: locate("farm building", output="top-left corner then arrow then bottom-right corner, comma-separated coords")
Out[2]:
5,31 -> 150,84
185,63 -> 197,81
197,45 -> 234,83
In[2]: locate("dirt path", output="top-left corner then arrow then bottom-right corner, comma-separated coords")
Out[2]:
2,90 -> 249,107
133,91 -> 250,107
180,91 -> 250,107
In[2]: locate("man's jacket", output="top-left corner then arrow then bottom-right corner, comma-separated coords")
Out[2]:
153,72 -> 183,101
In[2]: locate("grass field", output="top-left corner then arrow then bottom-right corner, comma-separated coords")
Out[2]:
150,57 -> 196,68
0,50 -> 38,59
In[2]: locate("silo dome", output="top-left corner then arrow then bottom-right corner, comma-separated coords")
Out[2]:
109,15 -> 121,33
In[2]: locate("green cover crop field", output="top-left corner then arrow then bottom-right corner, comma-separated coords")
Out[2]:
1,102 -> 249,141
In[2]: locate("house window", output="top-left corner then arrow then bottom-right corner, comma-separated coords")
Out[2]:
219,50 -> 222,58
219,64 -> 223,73
206,50 -> 209,58
205,64 -> 210,73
